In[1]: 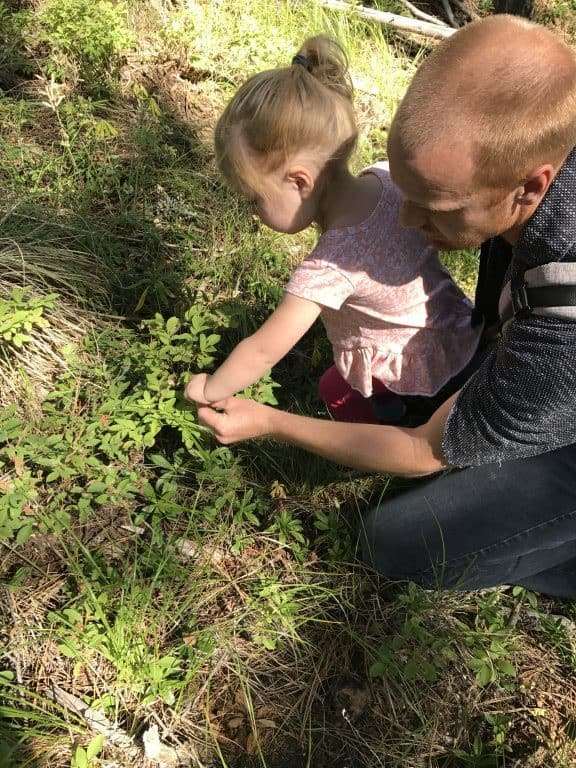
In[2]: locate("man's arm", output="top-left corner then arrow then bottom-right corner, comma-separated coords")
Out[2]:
197,393 -> 456,477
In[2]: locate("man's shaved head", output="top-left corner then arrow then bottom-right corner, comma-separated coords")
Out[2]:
389,15 -> 576,187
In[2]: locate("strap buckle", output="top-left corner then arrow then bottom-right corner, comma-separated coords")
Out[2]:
511,281 -> 531,316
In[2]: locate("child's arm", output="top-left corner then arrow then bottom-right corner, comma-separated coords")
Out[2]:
186,293 -> 321,404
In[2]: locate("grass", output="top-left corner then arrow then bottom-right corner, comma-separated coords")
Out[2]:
1,1 -> 576,767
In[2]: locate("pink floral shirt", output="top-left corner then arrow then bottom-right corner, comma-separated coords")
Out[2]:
285,163 -> 482,397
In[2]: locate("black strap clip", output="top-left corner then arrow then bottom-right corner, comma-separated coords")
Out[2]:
511,278 -> 531,317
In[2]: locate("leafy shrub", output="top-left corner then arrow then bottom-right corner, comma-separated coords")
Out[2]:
0,288 -> 55,350
0,298 -> 280,545
38,0 -> 133,91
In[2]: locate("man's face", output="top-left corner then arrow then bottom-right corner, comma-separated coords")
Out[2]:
388,136 -> 520,250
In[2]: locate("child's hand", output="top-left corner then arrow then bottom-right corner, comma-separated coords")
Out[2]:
185,373 -> 212,405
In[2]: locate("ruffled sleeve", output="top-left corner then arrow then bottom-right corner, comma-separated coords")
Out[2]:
285,259 -> 355,310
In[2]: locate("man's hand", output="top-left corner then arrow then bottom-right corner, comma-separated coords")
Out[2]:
197,397 -> 275,444
184,373 -> 212,405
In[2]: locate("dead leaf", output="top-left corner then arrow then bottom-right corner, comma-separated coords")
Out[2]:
270,480 -> 287,499
208,546 -> 224,566
175,538 -> 198,560
254,705 -> 275,720
234,688 -> 247,710
256,719 -> 277,730
246,733 -> 257,755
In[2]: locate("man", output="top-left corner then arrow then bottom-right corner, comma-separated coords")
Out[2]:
193,16 -> 576,598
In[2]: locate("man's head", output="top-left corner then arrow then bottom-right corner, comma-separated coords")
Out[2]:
388,15 -> 576,249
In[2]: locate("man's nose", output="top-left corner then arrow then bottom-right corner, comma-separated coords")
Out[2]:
400,200 -> 427,229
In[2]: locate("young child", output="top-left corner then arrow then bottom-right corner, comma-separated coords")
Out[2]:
185,36 -> 482,425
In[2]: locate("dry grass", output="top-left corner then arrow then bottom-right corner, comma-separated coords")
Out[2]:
0,238 -> 110,408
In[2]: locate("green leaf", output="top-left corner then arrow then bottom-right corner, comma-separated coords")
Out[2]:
86,481 -> 107,494
149,454 -> 172,470
15,524 -> 33,546
74,746 -> 88,768
369,661 -> 388,678
58,642 -> 77,659
476,663 -> 493,687
86,733 -> 105,760
497,659 -> 516,677
166,317 -> 180,335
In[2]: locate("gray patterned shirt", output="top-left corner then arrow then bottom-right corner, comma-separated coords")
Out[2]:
442,147 -> 576,467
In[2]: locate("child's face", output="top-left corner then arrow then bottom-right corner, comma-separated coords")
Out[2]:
247,159 -> 321,235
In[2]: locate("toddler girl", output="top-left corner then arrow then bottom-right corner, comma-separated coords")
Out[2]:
185,36 -> 482,425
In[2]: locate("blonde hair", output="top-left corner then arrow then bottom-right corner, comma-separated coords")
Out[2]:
389,15 -> 576,187
215,36 -> 357,197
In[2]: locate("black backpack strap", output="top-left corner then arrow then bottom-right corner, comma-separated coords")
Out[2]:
512,284 -> 576,315
508,263 -> 576,320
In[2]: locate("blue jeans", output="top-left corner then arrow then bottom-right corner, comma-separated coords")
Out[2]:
360,442 -> 576,598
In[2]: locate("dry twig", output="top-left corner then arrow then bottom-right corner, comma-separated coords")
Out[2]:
400,0 -> 446,26
440,0 -> 459,27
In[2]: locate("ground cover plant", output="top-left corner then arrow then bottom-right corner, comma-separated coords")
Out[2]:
2,1 -> 576,767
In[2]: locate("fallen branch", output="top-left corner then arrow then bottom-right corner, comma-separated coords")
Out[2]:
400,0 -> 446,26
49,684 -> 140,756
49,684 -> 194,767
317,0 -> 456,39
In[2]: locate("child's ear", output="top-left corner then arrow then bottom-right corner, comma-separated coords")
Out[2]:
287,167 -> 315,199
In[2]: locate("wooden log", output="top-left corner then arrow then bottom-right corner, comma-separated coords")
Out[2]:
317,0 -> 456,39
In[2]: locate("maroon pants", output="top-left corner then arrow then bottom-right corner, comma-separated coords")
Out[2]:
318,365 -> 394,424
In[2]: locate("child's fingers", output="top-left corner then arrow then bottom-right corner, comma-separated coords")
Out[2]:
184,373 -> 211,405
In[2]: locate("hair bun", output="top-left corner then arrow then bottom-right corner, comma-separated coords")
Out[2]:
294,35 -> 354,102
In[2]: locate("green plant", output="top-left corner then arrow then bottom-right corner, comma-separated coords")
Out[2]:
314,507 -> 352,561
70,734 -> 104,768
249,578 -> 302,651
38,0 -> 133,91
268,509 -> 307,553
0,288 -> 55,349
0,2 -> 33,80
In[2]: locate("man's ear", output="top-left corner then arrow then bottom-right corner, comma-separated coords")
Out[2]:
286,166 -> 315,199
516,164 -> 555,206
